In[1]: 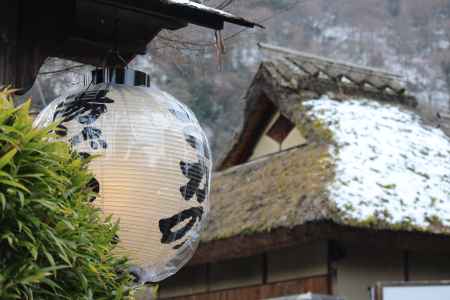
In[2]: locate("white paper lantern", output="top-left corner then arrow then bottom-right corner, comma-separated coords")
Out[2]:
34,68 -> 212,283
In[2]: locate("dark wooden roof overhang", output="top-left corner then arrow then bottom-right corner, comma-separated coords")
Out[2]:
190,222 -> 450,266
0,0 -> 260,91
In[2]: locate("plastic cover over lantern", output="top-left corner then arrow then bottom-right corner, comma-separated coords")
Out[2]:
34,68 -> 212,283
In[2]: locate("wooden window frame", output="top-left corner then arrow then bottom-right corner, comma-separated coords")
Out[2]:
266,114 -> 295,144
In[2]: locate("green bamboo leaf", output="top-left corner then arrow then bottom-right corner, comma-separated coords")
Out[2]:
0,134 -> 20,147
79,273 -> 88,290
39,265 -> 70,273
0,148 -> 17,170
13,100 -> 32,125
18,191 -> 25,207
19,265 -> 66,286
23,241 -> 38,260
0,170 -> 13,179
17,173 -> 44,179
0,192 -> 6,211
31,199 -> 58,211
16,220 -> 23,232
0,107 -> 18,124
0,179 -> 30,193
41,277 -> 62,291
46,229 -> 71,265
22,225 -> 36,243
60,219 -> 75,231
1,233 -> 16,248
42,247 -> 56,267
23,127 -> 53,144
0,124 -> 24,136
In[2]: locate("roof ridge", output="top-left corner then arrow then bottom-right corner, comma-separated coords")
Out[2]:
258,42 -> 403,81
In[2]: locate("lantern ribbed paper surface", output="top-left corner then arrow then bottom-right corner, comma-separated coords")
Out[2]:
35,82 -> 211,283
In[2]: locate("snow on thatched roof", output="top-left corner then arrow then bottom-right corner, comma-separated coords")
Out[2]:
305,96 -> 450,227
202,46 -> 450,245
203,96 -> 450,244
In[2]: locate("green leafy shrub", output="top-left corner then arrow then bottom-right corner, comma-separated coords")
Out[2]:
0,89 -> 135,299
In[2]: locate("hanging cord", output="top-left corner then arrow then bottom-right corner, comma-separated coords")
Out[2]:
102,17 -> 128,70
214,30 -> 225,71
96,16 -> 128,90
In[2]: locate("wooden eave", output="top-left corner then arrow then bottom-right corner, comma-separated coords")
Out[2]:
95,0 -> 261,30
190,222 -> 450,265
0,0 -> 260,91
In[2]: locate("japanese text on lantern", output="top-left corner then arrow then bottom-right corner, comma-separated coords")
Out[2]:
53,89 -> 113,150
159,104 -> 210,250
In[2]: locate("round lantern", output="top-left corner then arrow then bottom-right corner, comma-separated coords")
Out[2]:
34,68 -> 212,283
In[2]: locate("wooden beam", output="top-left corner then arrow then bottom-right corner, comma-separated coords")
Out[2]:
92,0 -> 260,30
161,275 -> 329,300
190,222 -> 450,266
89,0 -> 186,30
91,0 -> 222,30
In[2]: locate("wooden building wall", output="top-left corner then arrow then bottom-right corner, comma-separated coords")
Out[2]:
163,276 -> 329,300
0,0 -> 57,91
157,240 -> 450,300
333,242 -> 450,300
158,242 -> 330,300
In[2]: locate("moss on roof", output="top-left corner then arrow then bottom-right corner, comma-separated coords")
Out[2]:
203,143 -> 336,242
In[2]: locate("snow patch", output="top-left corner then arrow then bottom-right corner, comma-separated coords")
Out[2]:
322,26 -> 354,44
304,96 -> 450,227
166,0 -> 238,19
437,40 -> 450,50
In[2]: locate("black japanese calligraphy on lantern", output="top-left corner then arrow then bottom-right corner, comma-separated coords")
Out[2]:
80,152 -> 100,203
158,105 -> 210,250
159,207 -> 204,245
87,177 -> 100,203
168,102 -> 192,123
179,126 -> 210,203
69,127 -> 108,150
180,160 -> 207,203
183,126 -> 210,160
53,89 -> 114,150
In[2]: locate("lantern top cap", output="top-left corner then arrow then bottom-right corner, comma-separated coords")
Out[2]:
90,68 -> 150,87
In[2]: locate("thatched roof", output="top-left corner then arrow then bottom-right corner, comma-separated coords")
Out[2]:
203,144 -> 336,242
194,45 -> 450,263
206,96 -> 450,238
218,44 -> 417,170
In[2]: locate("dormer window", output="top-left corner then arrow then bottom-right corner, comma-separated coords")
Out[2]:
248,111 -> 306,162
266,114 -> 295,144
